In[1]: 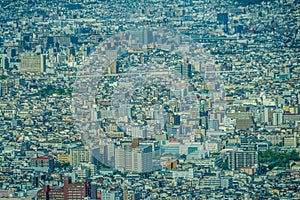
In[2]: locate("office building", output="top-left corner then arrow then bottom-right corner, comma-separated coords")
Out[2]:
182,63 -> 192,79
107,60 -> 120,74
176,62 -> 192,79
20,53 -> 46,73
37,178 -> 87,200
115,142 -> 153,173
70,146 -> 92,166
227,150 -> 258,170
132,145 -> 153,173
115,143 -> 133,172
273,110 -> 283,126
0,56 -> 9,70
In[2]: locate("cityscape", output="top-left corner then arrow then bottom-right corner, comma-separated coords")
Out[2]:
0,0 -> 299,199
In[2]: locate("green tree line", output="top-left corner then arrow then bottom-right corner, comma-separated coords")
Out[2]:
34,85 -> 72,97
259,149 -> 300,169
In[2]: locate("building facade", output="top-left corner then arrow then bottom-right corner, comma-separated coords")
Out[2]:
227,150 -> 258,170
37,178 -> 87,200
20,53 -> 46,73
70,146 -> 91,166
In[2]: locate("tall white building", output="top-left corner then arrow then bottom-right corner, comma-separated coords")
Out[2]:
115,143 -> 132,172
132,145 -> 153,173
114,143 -> 153,173
70,146 -> 92,166
264,107 -> 269,124
272,110 -> 283,126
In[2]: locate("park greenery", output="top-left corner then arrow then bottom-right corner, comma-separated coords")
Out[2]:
34,85 -> 72,97
258,149 -> 300,170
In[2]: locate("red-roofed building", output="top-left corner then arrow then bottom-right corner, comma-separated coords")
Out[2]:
37,178 -> 88,200
30,156 -> 54,173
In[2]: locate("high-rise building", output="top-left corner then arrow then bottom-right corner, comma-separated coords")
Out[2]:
175,62 -> 192,79
132,145 -> 153,173
20,53 -> 46,73
107,61 -> 120,74
227,150 -> 258,170
182,63 -> 192,79
263,107 -> 269,124
115,143 -> 132,172
37,178 -> 87,200
0,56 -> 9,70
107,143 -> 115,167
114,142 -> 153,173
273,110 -> 283,125
70,146 -> 92,166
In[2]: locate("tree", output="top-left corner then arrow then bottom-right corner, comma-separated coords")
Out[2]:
259,150 -> 300,170
221,159 -> 229,170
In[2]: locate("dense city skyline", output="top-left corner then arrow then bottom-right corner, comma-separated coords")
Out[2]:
0,0 -> 299,199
